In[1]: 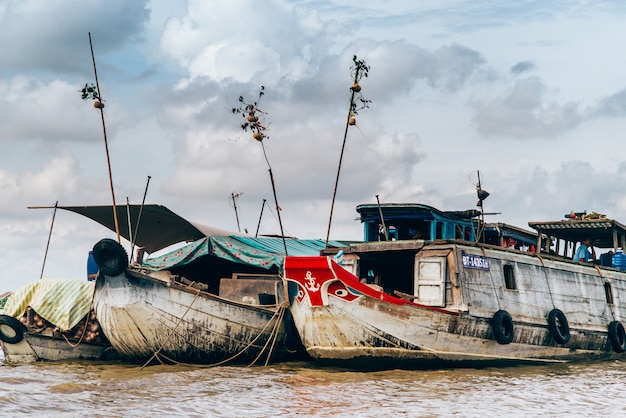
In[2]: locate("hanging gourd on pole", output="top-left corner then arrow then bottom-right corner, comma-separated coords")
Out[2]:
80,32 -> 121,243
232,86 -> 288,255
325,55 -> 372,247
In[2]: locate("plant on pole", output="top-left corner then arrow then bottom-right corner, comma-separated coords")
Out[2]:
232,86 -> 288,255
80,32 -> 120,243
325,55 -> 371,246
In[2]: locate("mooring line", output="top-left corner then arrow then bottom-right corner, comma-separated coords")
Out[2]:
140,288 -> 202,370
141,300 -> 286,369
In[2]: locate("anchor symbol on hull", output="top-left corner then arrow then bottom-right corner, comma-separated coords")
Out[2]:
304,271 -> 320,292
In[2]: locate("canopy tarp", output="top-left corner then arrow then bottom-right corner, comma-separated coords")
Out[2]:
143,236 -> 347,271
29,204 -> 242,254
3,279 -> 95,331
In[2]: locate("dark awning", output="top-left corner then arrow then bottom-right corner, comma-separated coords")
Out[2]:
29,204 -> 241,254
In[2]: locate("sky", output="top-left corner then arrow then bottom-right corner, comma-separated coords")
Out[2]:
3,0 -> 626,291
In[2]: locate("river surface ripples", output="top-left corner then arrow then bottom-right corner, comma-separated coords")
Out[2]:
1,351 -> 625,417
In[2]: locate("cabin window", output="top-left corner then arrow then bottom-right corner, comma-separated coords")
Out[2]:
604,282 -> 614,305
503,264 -> 516,290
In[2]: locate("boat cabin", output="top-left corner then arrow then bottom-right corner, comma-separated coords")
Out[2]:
334,203 -> 538,296
355,203 -> 537,249
356,203 -> 478,242
529,211 -> 626,267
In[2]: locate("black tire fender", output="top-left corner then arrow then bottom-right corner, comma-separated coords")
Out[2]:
0,315 -> 26,344
92,238 -> 129,277
491,309 -> 514,345
547,308 -> 570,345
608,320 -> 626,353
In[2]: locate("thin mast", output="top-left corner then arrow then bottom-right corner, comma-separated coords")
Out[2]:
375,194 -> 388,241
39,201 -> 58,280
325,56 -> 370,246
130,175 -> 151,261
255,199 -> 267,238
89,32 -> 120,242
231,192 -> 242,232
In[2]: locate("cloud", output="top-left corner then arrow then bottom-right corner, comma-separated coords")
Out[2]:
0,77 -> 97,143
4,0 -> 626,292
0,0 -> 150,74
510,61 -> 535,75
337,41 -> 486,102
592,88 -> 626,118
0,152 -> 79,215
160,0 -> 334,85
471,77 -> 583,138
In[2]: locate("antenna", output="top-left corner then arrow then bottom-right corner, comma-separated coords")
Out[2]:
231,192 -> 243,233
475,170 -> 490,242
255,199 -> 267,237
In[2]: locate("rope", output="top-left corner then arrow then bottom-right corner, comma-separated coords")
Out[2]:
542,260 -> 556,310
196,301 -> 287,368
61,278 -> 98,348
61,314 -> 90,348
249,301 -> 287,366
140,288 -> 202,370
482,251 -> 501,311
536,254 -> 545,266
594,265 -> 603,277
140,298 -> 288,369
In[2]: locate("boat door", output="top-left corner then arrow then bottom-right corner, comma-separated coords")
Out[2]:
413,256 -> 446,307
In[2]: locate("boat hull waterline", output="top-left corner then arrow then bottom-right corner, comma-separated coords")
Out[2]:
92,239 -> 300,366
284,248 -> 626,369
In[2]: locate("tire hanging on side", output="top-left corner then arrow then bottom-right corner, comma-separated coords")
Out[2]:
92,238 -> 129,277
0,315 -> 26,344
491,310 -> 514,345
608,320 -> 626,353
547,308 -> 570,345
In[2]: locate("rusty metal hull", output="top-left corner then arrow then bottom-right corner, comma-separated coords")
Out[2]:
284,247 -> 626,369
93,268 -> 300,365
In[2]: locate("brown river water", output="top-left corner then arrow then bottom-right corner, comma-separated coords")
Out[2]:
1,350 -> 625,417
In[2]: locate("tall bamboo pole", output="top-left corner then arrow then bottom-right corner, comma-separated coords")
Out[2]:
89,32 -> 120,243
325,56 -> 370,247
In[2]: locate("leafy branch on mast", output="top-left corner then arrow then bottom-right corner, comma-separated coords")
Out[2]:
348,55 -> 371,125
80,83 -> 105,109
231,85 -> 268,141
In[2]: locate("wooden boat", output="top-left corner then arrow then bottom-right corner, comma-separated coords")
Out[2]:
283,204 -> 626,369
0,279 -> 114,363
71,204 -> 346,366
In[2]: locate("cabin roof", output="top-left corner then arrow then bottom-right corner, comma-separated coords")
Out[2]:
528,217 -> 626,248
484,222 -> 538,245
356,203 -> 481,222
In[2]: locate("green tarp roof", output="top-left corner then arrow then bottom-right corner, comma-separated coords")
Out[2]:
143,236 -> 347,271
